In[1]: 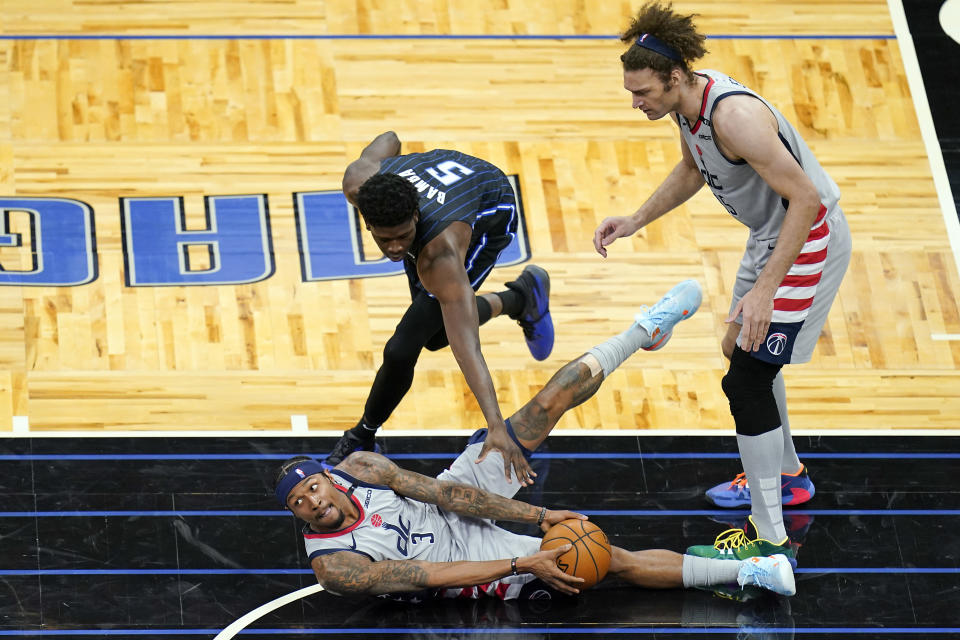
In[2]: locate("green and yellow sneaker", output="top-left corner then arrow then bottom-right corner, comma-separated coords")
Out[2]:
686,516 -> 797,568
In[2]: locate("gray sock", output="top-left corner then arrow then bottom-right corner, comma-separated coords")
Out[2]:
585,323 -> 650,377
737,429 -> 787,542
681,555 -> 742,588
774,372 -> 802,474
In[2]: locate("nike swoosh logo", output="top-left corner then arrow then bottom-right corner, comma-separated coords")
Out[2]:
349,533 -> 358,551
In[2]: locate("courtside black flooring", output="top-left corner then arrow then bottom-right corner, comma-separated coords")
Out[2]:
2,434 -> 959,639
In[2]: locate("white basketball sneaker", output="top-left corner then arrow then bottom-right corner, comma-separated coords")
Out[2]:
737,554 -> 796,596
634,279 -> 703,351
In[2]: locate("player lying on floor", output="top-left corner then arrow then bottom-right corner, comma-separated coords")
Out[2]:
274,280 -> 795,600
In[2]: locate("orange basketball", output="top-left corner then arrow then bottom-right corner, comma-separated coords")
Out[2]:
540,518 -> 612,590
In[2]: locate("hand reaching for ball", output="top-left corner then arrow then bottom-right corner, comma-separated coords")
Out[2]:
517,545 -> 586,595
539,509 -> 588,533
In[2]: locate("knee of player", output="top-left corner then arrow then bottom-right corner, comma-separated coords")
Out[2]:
382,335 -> 422,366
720,336 -> 736,361
721,350 -> 779,403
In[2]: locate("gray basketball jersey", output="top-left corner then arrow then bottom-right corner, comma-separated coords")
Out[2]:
680,70 -> 849,363
302,468 -> 540,599
678,69 -> 841,244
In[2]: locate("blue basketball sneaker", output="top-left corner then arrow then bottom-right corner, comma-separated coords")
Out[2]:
634,279 -> 703,351
506,265 -> 554,361
705,465 -> 815,508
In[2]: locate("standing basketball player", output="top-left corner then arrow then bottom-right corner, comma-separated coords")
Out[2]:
593,2 -> 851,560
326,132 -> 554,487
275,280 -> 795,600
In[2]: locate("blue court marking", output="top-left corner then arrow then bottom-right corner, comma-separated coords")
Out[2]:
0,567 -> 955,577
0,627 -> 957,635
2,508 -> 959,517
2,452 -> 959,461
0,34 -> 896,41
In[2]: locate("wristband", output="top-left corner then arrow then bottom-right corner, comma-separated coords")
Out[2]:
510,557 -> 519,576
537,507 -> 546,526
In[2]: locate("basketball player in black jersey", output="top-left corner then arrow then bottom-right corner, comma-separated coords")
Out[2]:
326,132 -> 555,486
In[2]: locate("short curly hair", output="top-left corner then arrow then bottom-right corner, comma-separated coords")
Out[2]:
620,2 -> 708,85
356,173 -> 420,228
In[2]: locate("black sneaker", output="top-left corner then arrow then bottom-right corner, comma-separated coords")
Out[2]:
505,265 -> 554,361
325,425 -> 379,467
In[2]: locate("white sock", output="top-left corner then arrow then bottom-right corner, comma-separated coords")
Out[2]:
737,430 -> 787,542
682,555 -> 742,587
585,324 -> 650,377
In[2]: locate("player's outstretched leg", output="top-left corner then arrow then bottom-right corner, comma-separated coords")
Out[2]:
605,547 -> 796,596
505,265 -> 554,361
508,279 -> 703,452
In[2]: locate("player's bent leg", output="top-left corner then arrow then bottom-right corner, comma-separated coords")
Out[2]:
509,357 -> 604,452
510,280 -> 704,451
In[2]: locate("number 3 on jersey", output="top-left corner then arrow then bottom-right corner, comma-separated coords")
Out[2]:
425,160 -> 475,186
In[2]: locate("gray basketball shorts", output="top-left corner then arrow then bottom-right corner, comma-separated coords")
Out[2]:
435,431 -> 541,562
730,207 -> 851,365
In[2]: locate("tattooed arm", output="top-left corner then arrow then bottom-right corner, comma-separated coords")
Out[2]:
337,451 -> 582,530
312,547 -> 583,596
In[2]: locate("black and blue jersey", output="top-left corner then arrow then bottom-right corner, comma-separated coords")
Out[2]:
378,149 -> 517,295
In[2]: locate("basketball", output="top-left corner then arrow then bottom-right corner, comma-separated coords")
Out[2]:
540,518 -> 612,589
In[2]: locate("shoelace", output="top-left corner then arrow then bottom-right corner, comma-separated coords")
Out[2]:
728,472 -> 749,490
516,318 -> 536,339
713,527 -> 750,551
713,527 -> 781,551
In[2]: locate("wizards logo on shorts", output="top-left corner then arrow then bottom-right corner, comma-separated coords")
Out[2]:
755,322 -> 803,365
766,333 -> 788,356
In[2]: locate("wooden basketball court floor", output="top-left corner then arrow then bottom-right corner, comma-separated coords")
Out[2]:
1,1 -> 959,638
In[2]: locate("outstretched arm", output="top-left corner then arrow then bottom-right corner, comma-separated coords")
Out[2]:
338,450 -> 582,529
594,131 -> 704,257
417,224 -> 536,486
313,545 -> 583,596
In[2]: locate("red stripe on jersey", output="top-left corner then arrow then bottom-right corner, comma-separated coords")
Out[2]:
496,581 -> 511,599
794,247 -> 828,265
807,222 -> 830,242
689,76 -> 715,135
774,296 -> 814,312
780,272 -> 823,288
813,204 -> 827,225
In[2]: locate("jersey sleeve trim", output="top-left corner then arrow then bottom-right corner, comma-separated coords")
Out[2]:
331,469 -> 392,491
307,548 -> 376,562
688,73 -> 715,136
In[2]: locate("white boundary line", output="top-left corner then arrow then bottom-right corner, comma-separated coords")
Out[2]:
887,0 -> 960,280
932,333 -> 960,340
2,427 -> 960,438
212,583 -> 324,640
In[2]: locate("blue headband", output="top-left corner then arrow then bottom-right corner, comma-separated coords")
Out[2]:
275,459 -> 328,507
634,33 -> 682,62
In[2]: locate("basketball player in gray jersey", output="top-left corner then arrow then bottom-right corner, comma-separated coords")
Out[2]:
593,2 -> 851,563
275,283 -> 796,601
327,132 -> 556,486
